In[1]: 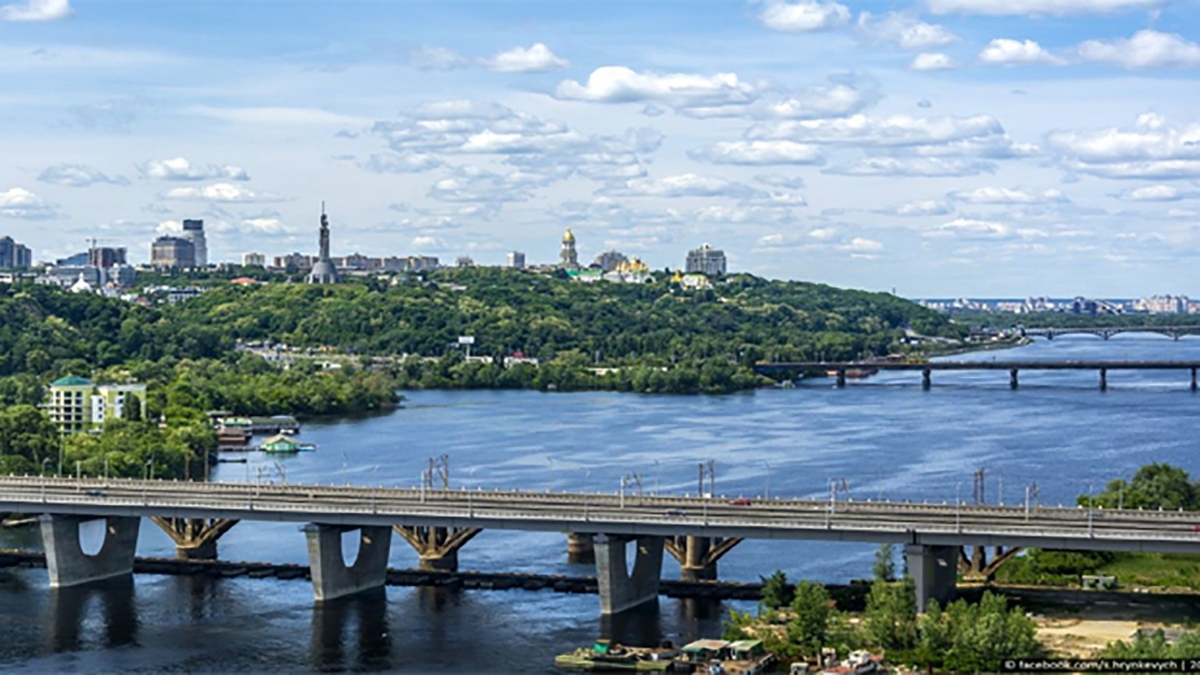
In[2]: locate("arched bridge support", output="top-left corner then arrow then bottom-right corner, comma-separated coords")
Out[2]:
594,534 -> 664,615
905,544 -> 956,613
39,514 -> 140,588
921,369 -> 932,390
958,545 -> 1023,582
393,525 -> 481,572
1010,368 -> 1019,390
664,536 -> 742,581
150,517 -> 238,560
303,523 -> 392,602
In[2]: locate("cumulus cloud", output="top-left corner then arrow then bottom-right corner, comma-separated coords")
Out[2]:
1047,113 -> 1200,179
0,187 -> 57,219
411,236 -> 448,251
755,174 -> 806,189
1112,184 -> 1200,201
161,182 -> 281,202
927,217 -> 1012,238
979,39 -> 1063,65
409,46 -> 469,71
1077,30 -> 1200,69
747,113 -> 1024,159
688,140 -> 823,165
925,0 -> 1162,15
556,66 -> 757,109
0,0 -> 70,21
857,12 -> 957,50
842,236 -> 883,251
240,218 -> 288,234
883,199 -> 954,216
911,53 -> 958,71
602,173 -> 763,199
759,0 -> 850,32
427,166 -> 548,203
37,164 -> 129,187
826,157 -> 997,177
948,186 -> 1068,204
359,151 -> 443,173
482,43 -> 569,73
139,157 -> 249,181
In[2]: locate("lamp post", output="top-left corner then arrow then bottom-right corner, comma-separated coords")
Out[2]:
763,461 -> 771,500
41,458 -> 51,477
955,481 -> 962,533
652,459 -> 660,496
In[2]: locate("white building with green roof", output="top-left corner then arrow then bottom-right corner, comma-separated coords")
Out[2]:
46,377 -> 148,434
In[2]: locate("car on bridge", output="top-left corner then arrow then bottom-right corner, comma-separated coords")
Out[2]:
728,498 -> 752,506
84,489 -> 106,497
664,509 -> 686,517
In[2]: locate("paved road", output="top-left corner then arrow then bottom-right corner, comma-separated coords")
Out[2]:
3,476 -> 1200,553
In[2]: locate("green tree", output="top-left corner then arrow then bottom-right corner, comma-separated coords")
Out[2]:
864,578 -> 917,652
873,543 -> 896,582
1082,463 -> 1198,511
760,570 -> 794,610
789,580 -> 835,657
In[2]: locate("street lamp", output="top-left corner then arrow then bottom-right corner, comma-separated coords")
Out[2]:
763,461 -> 771,500
652,459 -> 660,496
144,459 -> 154,481
41,458 -> 51,477
955,481 -> 963,532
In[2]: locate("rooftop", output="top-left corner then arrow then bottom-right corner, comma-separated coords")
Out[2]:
50,376 -> 92,387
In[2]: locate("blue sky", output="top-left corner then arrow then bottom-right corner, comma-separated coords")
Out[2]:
2,0 -> 1200,296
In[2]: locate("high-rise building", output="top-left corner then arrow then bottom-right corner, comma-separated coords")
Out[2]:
181,219 -> 208,267
594,250 -> 628,272
55,252 -> 89,266
243,252 -> 266,267
685,243 -> 726,276
0,236 -> 32,269
507,251 -> 526,270
151,236 -> 196,269
306,204 -> 340,284
46,376 -> 148,434
88,246 -> 127,268
559,229 -> 579,270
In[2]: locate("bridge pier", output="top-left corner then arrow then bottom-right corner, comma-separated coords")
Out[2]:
594,534 -> 664,615
567,532 -> 595,564
905,544 -> 956,613
1192,368 -> 1197,393
665,536 -> 742,581
1010,368 -> 1019,390
303,524 -> 392,601
1099,368 -> 1108,392
921,369 -> 931,390
393,525 -> 481,572
39,514 -> 140,588
150,517 -> 238,560
836,368 -> 846,388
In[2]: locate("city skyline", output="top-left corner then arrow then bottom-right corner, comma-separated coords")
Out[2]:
1,1 -> 1199,296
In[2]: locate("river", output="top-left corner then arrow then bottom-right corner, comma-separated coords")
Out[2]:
2,335 -> 1200,672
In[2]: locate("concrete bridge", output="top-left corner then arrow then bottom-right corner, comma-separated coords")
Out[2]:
4,477 -> 1200,614
755,360 -> 1200,391
979,326 -> 1200,341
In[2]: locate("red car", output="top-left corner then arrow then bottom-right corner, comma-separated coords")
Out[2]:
728,498 -> 753,506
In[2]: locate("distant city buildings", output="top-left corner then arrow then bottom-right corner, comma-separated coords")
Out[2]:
594,250 -> 628,272
243,252 -> 266,267
180,219 -> 208,268
685,244 -> 726,276
0,236 -> 32,269
506,251 -> 525,270
1133,295 -> 1189,314
46,376 -> 148,434
455,256 -> 475,268
88,247 -> 127,268
151,236 -> 196,269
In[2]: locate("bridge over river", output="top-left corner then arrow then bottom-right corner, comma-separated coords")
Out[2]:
755,360 -> 1200,390
4,476 -> 1200,614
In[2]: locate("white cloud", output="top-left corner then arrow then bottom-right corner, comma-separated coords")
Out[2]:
979,39 -> 1063,65
927,217 -> 1011,238
155,219 -> 182,235
755,174 -> 806,189
0,0 -> 70,21
240,218 -> 288,234
688,140 -> 823,165
359,151 -> 443,173
857,12 -> 957,50
1077,30 -> 1200,69
38,164 -> 129,187
885,199 -> 954,216
409,46 -> 469,71
842,236 -> 883,251
427,166 -> 548,203
826,157 -> 997,177
911,53 -> 958,71
185,106 -> 365,127
139,157 -> 249,181
1047,114 -> 1200,179
748,114 -> 1015,157
602,173 -> 762,199
759,0 -> 850,32
1112,185 -> 1200,201
482,43 -> 569,73
925,0 -> 1161,16
556,66 -> 757,108
411,236 -> 448,251
0,187 -> 56,219
949,187 -> 1068,204
161,182 -> 281,202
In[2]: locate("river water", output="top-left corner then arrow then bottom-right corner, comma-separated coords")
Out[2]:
3,335 -> 1200,672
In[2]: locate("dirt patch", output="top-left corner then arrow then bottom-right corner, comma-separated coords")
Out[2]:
1036,618 -> 1140,657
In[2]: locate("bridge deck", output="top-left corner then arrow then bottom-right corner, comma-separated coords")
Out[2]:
756,361 -> 1200,372
3,477 -> 1200,555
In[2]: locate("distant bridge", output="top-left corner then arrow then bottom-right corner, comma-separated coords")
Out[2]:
754,360 -> 1200,390
977,326 -> 1200,341
4,476 -> 1200,613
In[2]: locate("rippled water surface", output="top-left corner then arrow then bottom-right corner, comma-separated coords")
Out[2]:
3,335 -> 1200,672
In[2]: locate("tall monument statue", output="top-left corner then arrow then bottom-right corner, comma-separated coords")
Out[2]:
306,202 -> 341,284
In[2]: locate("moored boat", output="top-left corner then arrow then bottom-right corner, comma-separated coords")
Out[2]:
554,639 -> 680,672
258,434 -> 316,454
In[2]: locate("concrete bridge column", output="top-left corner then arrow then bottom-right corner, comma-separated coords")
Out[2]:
921,369 -> 932,390
1009,368 -> 1019,390
665,536 -> 743,581
1191,367 -> 1197,393
303,524 -> 392,602
836,368 -> 846,388
905,544 -> 956,613
594,534 -> 664,615
150,517 -> 238,560
39,514 -> 140,588
567,532 -> 595,564
1099,368 -> 1108,392
393,525 -> 481,572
